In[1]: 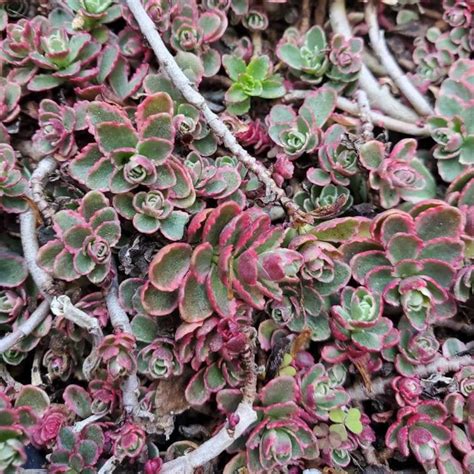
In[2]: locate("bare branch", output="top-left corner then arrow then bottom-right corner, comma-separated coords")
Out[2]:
329,0 -> 420,122
0,300 -> 50,354
365,0 -> 434,116
356,90 -> 374,141
20,157 -> 57,297
284,90 -> 430,136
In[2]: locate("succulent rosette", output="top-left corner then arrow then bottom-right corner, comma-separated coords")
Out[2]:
37,191 -> 121,284
70,93 -> 195,208
28,27 -> 101,91
267,88 -> 336,159
139,202 -> 302,323
245,377 -> 319,472
386,401 -> 454,471
359,138 -> 436,209
428,59 -> 474,182
97,333 -> 137,379
138,337 -> 183,380
330,287 -> 394,353
223,55 -> 285,115
0,143 -> 28,213
308,124 -> 360,187
342,202 -> 463,330
392,376 -> 423,407
0,78 -> 21,125
32,99 -> 87,161
113,423 -> 146,459
299,364 -> 350,421
326,34 -> 363,87
277,26 -> 329,83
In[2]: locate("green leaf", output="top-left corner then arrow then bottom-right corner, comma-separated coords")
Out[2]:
179,273 -> 213,322
160,211 -> 189,241
246,56 -> 270,81
95,122 -> 138,153
131,314 -> 158,343
27,74 -> 64,91
222,55 -> 246,81
226,83 -> 248,103
277,43 -> 304,69
260,78 -> 286,99
141,282 -> 178,316
329,408 -> 345,423
0,252 -> 27,288
15,385 -> 50,416
345,408 -> 363,434
149,243 -> 192,291
64,385 -> 92,419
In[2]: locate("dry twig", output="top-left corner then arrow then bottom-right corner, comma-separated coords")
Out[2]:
365,0 -> 434,116
330,0 -> 419,122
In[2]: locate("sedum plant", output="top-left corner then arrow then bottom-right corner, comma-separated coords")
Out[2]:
0,143 -> 28,213
342,202 -> 464,330
223,55 -> 285,115
37,191 -> 121,284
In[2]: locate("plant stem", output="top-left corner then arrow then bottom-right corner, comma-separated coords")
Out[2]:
435,319 -> 474,335
347,355 -> 474,401
105,273 -> 141,415
20,157 -> 57,297
314,0 -> 328,26
0,300 -> 50,354
160,332 -> 258,474
329,0 -> 419,122
284,90 -> 430,136
300,0 -> 312,33
356,90 -> 374,141
365,0 -> 433,116
30,157 -> 57,225
73,413 -> 105,433
50,295 -> 104,379
125,0 -> 301,218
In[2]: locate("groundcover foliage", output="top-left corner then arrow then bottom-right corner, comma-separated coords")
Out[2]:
0,0 -> 473,473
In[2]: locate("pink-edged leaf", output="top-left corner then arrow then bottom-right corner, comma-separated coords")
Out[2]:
63,385 -> 92,418
191,242 -> 213,283
179,272 -> 213,323
206,265 -> 236,318
141,281 -> 178,316
149,243 -> 192,291
261,376 -> 297,406
415,206 -> 464,241
136,92 -> 174,126
185,370 -> 210,405
203,202 -> 241,246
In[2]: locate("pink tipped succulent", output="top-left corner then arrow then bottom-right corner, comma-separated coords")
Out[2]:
113,422 -> 146,459
97,332 -> 137,379
140,202 -> 302,323
37,191 -> 121,284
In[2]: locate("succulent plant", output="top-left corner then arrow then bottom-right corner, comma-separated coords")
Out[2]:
49,424 -> 105,474
267,88 -> 336,159
308,124 -> 360,187
138,337 -> 183,380
294,183 -> 353,219
223,55 -> 285,115
428,59 -> 474,182
0,17 -> 49,85
37,191 -> 121,284
359,138 -> 436,208
0,143 -> 28,213
392,376 -> 423,407
68,0 -> 122,42
32,99 -> 87,161
277,26 -> 329,83
112,422 -> 146,459
70,93 -> 194,209
299,363 -> 349,421
342,202 -> 463,330
140,202 -> 302,323
245,376 -> 319,472
97,332 -> 137,379
28,27 -> 101,91
0,391 -> 37,474
386,401 -> 453,471
330,286 -> 395,353
326,34 -> 363,85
